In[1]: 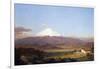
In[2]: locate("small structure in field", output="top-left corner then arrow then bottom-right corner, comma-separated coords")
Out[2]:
75,49 -> 87,54
80,49 -> 87,54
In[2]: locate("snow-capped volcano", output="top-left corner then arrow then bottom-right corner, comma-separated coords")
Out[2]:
36,28 -> 61,36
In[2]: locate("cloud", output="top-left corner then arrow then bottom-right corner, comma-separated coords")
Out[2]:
15,26 -> 32,33
36,28 -> 61,36
15,26 -> 33,39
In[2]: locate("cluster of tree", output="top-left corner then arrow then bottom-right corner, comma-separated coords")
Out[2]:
15,47 -> 46,65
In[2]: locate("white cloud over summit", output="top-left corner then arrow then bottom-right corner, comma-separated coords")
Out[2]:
36,28 -> 61,36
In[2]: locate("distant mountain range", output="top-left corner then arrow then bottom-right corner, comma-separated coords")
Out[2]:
15,36 -> 94,50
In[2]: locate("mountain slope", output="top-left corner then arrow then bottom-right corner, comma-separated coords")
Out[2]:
15,36 -> 94,50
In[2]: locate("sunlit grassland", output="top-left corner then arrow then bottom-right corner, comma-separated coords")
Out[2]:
46,51 -> 86,59
44,48 -> 93,61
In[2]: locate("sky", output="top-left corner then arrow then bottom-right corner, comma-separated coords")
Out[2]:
15,4 -> 94,38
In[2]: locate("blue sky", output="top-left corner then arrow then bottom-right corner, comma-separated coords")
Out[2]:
15,4 -> 94,37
